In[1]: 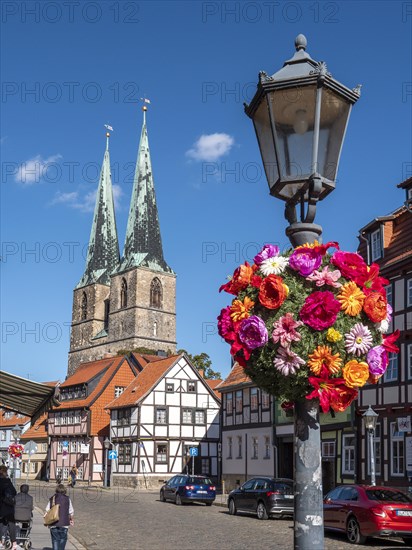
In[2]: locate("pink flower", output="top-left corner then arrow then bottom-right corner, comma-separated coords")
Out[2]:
254,244 -> 279,266
307,266 -> 342,288
274,347 -> 305,375
299,291 -> 341,331
289,247 -> 322,277
272,313 -> 303,347
345,323 -> 373,356
217,306 -> 237,343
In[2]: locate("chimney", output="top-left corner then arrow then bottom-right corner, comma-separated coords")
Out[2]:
198,369 -> 204,378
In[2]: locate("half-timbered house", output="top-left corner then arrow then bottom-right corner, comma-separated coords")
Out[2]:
47,355 -> 138,483
107,354 -> 220,488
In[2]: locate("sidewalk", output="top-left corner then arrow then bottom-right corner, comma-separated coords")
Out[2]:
26,507 -> 86,550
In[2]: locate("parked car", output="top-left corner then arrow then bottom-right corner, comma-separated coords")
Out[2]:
323,484 -> 412,545
160,475 -> 216,505
227,477 -> 294,520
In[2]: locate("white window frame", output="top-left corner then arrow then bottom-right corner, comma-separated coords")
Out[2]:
226,393 -> 233,415
408,279 -> 412,308
261,390 -> 270,410
385,284 -> 393,307
114,386 -> 125,398
322,441 -> 336,458
235,390 -> 242,414
70,440 -> 77,453
384,353 -> 398,382
390,422 -> 405,476
155,407 -> 167,425
342,434 -> 355,475
0,430 -> 6,441
250,388 -> 258,411
371,228 -> 382,261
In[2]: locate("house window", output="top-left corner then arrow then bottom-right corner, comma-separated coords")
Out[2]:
408,344 -> 412,379
252,437 -> 258,459
57,441 -> 63,453
201,458 -> 210,475
322,441 -> 336,458
342,435 -> 355,474
384,353 -> 398,382
70,440 -> 77,453
114,386 -> 125,398
77,466 -> 84,480
41,443 -> 48,452
187,381 -> 196,393
237,436 -> 242,459
156,443 -> 167,463
227,437 -> 232,459
61,412 -> 68,425
367,423 -> 381,476
0,431 -> 6,441
261,390 -> 270,410
67,412 -> 75,425
182,409 -> 193,424
390,422 -> 404,476
74,411 -> 81,424
118,443 -> 132,465
408,279 -> 412,307
155,407 -> 167,425
55,414 -> 61,426
117,409 -> 130,426
166,383 -> 174,393
150,278 -> 162,309
120,278 -> 127,309
226,393 -> 233,415
385,284 -> 393,308
81,292 -> 87,320
264,436 -> 270,459
250,388 -> 258,411
195,410 -> 206,425
56,466 -> 69,481
4,412 -> 13,420
371,229 -> 382,261
235,390 -> 242,413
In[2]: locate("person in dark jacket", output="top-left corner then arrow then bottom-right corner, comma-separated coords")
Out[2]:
44,484 -> 74,550
0,465 -> 17,550
14,484 -> 33,525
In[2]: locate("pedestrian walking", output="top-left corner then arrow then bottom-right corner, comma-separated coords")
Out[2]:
0,465 -> 17,550
68,465 -> 77,487
44,484 -> 74,550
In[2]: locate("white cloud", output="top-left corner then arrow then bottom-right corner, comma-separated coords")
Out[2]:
50,191 -> 79,205
15,154 -> 62,185
50,184 -> 122,213
186,133 -> 234,162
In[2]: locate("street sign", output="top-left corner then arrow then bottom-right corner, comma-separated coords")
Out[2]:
24,441 -> 38,455
62,441 -> 69,447
108,450 -> 118,460
189,447 -> 198,457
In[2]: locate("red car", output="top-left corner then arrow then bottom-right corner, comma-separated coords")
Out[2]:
323,484 -> 412,545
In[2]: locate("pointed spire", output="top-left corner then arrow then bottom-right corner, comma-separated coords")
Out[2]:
119,107 -> 173,274
77,131 -> 120,288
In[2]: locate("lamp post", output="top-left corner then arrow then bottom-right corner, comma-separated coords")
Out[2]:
245,35 -> 359,549
11,424 -> 22,486
103,437 -> 111,488
363,405 -> 379,486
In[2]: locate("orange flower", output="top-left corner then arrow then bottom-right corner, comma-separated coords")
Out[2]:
258,275 -> 288,310
219,262 -> 254,295
363,291 -> 387,322
308,345 -> 342,375
338,282 -> 365,316
230,296 -> 255,322
342,360 -> 369,388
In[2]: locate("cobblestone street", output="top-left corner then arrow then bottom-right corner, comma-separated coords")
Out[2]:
29,484 -> 409,550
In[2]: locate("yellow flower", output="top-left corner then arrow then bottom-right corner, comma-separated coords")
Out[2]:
230,296 -> 254,322
326,328 -> 342,342
338,282 -> 365,316
308,345 -> 342,375
342,360 -> 369,388
296,240 -> 320,250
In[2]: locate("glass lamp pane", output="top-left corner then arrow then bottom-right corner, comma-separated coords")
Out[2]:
318,88 -> 351,182
253,98 -> 279,190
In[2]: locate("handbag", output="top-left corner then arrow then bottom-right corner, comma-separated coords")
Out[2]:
44,496 -> 60,526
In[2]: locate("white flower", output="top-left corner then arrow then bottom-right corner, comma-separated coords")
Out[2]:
260,255 -> 289,276
377,319 -> 389,333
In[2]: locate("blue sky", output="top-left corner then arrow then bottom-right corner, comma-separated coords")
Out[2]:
1,0 -> 411,383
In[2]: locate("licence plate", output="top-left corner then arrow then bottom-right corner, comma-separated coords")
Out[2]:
396,510 -> 412,516
197,490 -> 207,494
284,495 -> 294,499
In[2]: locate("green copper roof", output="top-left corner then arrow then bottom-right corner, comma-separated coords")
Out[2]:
119,110 -> 174,274
77,137 -> 120,288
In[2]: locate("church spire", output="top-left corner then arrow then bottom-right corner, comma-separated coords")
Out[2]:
119,106 -> 173,274
77,130 -> 120,288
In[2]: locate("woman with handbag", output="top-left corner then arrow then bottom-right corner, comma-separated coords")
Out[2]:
0,465 -> 17,550
44,484 -> 74,550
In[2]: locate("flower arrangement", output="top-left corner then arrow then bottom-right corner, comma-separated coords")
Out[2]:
8,443 -> 24,459
218,241 -> 399,413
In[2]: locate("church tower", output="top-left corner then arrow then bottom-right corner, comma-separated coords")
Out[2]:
68,111 -> 176,375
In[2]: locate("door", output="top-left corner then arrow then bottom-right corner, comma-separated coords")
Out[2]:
237,478 -> 257,511
164,476 -> 177,499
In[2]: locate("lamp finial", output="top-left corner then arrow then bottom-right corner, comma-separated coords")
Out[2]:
295,34 -> 307,51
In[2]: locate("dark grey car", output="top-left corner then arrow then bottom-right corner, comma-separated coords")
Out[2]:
228,477 -> 294,520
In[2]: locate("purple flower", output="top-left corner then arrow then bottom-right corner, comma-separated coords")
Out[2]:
238,315 -> 268,350
254,244 -> 279,266
289,247 -> 322,277
367,345 -> 388,376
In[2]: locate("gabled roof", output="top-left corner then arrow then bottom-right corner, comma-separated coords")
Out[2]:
20,413 -> 47,440
131,352 -> 165,369
216,362 -> 252,391
205,379 -> 222,399
107,355 -> 180,409
54,356 -> 137,410
0,408 -> 31,428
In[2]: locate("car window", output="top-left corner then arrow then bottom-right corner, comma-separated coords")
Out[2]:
325,487 -> 343,500
366,489 -> 412,503
273,482 -> 293,494
255,479 -> 269,491
242,479 -> 256,491
188,477 -> 212,485
167,476 -> 177,486
340,487 -> 358,501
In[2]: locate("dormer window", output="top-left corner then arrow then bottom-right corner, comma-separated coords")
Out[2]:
60,385 -> 87,401
370,228 -> 383,262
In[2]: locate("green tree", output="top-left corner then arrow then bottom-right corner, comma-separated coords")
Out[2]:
177,350 -> 221,380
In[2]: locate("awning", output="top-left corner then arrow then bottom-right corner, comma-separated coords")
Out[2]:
0,371 -> 60,422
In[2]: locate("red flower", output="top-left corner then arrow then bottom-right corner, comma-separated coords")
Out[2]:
219,262 -> 254,295
299,291 -> 341,331
363,291 -> 387,322
356,263 -> 389,294
251,274 -> 263,289
382,330 -> 400,354
331,251 -> 368,283
217,306 -> 238,343
306,368 -> 358,413
258,275 -> 288,310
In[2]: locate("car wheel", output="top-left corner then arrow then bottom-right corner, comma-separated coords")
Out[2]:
160,490 -> 166,502
206,502 -> 213,506
257,501 -> 269,520
175,493 -> 182,505
346,517 -> 366,544
228,498 -> 237,515
403,537 -> 412,546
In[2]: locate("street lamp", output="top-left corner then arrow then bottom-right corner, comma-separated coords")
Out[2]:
245,35 -> 360,549
11,424 -> 22,485
103,437 -> 111,488
363,405 -> 379,486
245,34 -> 360,247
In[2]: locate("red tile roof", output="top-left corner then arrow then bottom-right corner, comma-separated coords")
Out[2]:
60,356 -> 117,387
20,413 -> 47,439
0,408 -> 31,428
216,362 -> 252,390
205,379 -> 222,399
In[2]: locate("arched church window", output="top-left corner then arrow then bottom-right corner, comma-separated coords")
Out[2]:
81,292 -> 87,320
150,278 -> 162,309
120,278 -> 128,309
